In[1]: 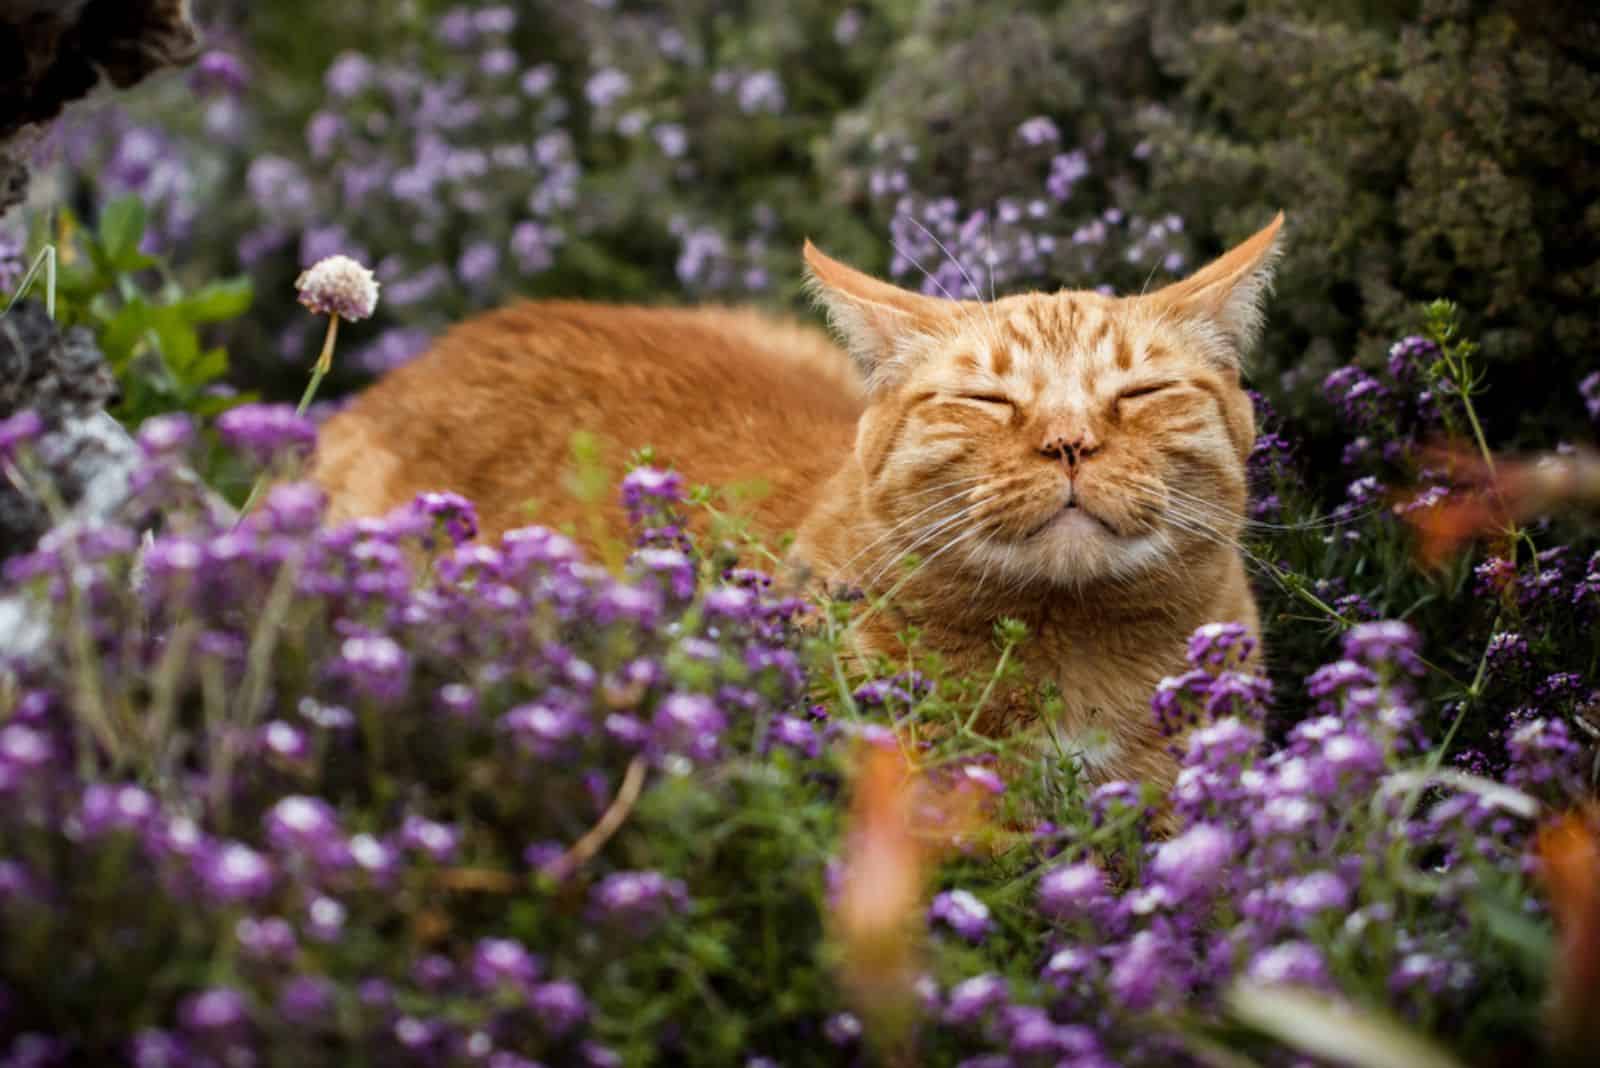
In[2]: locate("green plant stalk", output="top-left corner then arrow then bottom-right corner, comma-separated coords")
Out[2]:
1,244 -> 57,319
10,454 -> 125,772
963,638 -> 1017,733
238,314 -> 339,519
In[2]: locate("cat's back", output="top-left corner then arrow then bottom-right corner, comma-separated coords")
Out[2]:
311,301 -> 865,541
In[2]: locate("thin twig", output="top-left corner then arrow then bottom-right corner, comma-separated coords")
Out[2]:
559,755 -> 649,874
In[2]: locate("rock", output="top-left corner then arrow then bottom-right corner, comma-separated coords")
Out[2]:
0,0 -> 201,215
0,299 -> 128,560
0,299 -> 234,659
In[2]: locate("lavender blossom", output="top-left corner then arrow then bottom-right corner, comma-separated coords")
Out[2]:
929,889 -> 993,942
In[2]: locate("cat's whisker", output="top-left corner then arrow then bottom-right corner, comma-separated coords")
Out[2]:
852,518 -> 998,633
1156,505 -> 1281,578
827,475 -> 992,578
888,239 -> 1001,352
1160,481 -> 1376,534
900,216 -> 1004,347
858,499 -> 994,590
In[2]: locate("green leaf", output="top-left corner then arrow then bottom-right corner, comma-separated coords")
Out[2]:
187,391 -> 249,418
188,347 -> 229,386
100,298 -> 154,371
178,278 -> 254,323
1225,984 -> 1468,1068
148,305 -> 201,378
99,197 -> 149,271
1476,898 -> 1553,971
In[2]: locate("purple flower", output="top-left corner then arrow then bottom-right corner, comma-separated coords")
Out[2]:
301,895 -> 346,944
590,870 -> 689,930
1040,945 -> 1097,990
333,634 -> 410,701
346,833 -> 399,883
766,715 -> 820,758
399,816 -> 460,863
2,1034 -> 69,1066
1037,862 -> 1109,922
411,491 -> 478,545
1387,335 -> 1439,383
1151,669 -> 1211,738
236,916 -> 296,961
736,70 -> 786,115
128,1029 -> 190,1068
943,974 -> 1009,1027
1484,631 -> 1531,676
0,409 -> 43,460
822,1012 -> 863,1046
1016,116 -> 1061,145
585,69 -> 631,109
1248,941 -> 1330,987
216,404 -> 317,464
265,796 -> 341,854
76,784 -> 157,837
1342,621 -> 1424,676
1319,729 -> 1385,778
259,721 -> 310,763
1323,365 -> 1390,427
1305,660 -> 1378,702
531,980 -> 588,1036
1150,823 -> 1234,901
136,414 -> 195,456
503,698 -> 587,756
652,693 -> 726,760
196,842 -> 275,903
178,988 -> 249,1035
413,953 -> 457,991
1107,930 -> 1183,1011
194,50 -> 249,93
278,975 -> 335,1026
1504,717 -> 1584,802
620,467 -> 685,525
1204,672 -> 1271,720
929,889 -> 993,942
1582,371 -> 1600,422
393,1016 -> 443,1052
471,937 -> 542,992
1186,621 -> 1256,670
0,861 -> 41,904
1046,150 -> 1089,200
325,52 -> 374,97
1276,871 -> 1351,920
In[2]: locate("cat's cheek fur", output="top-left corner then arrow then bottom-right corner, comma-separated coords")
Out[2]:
852,401 -> 905,486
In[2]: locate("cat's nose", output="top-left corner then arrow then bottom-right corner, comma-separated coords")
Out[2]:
1039,428 -> 1100,467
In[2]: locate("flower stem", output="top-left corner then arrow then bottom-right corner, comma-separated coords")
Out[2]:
238,315 -> 339,519
299,315 -> 340,413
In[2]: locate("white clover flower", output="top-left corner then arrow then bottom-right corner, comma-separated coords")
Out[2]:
295,254 -> 380,321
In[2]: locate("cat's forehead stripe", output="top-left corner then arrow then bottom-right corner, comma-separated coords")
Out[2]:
972,297 -> 1181,384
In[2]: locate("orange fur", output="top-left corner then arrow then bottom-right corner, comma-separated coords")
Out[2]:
311,302 -> 864,542
312,215 -> 1286,791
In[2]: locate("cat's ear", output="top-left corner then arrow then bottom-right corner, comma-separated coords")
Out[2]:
803,240 -> 955,390
1142,212 -> 1285,369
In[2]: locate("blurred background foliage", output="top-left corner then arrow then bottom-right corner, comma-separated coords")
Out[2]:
12,0 -> 1596,451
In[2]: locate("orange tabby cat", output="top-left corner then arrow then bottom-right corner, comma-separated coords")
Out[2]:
311,214 -> 1284,791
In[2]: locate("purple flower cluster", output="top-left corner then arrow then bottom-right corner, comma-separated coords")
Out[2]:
0,416 -> 825,1064
919,618 -> 1554,1064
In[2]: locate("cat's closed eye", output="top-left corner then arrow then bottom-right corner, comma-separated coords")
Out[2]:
1116,381 -> 1177,404
957,393 -> 1015,411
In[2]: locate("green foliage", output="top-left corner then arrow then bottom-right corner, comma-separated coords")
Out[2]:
14,196 -> 256,429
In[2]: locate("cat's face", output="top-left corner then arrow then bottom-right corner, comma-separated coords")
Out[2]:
806,214 -> 1281,591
